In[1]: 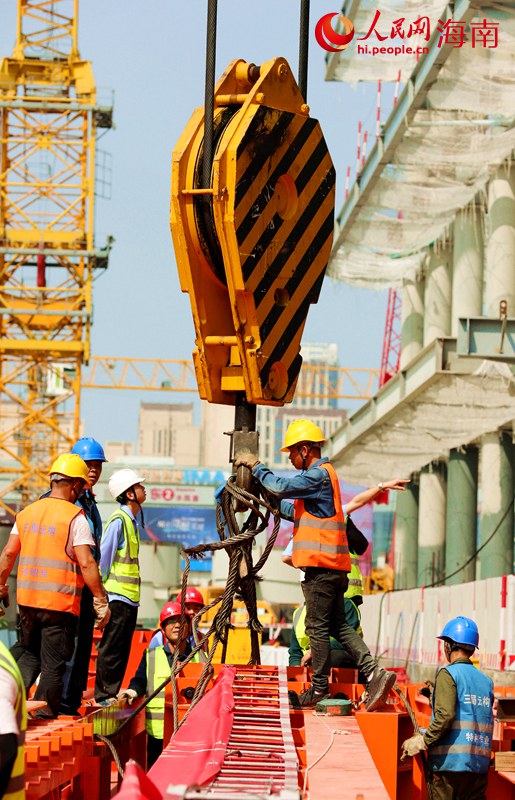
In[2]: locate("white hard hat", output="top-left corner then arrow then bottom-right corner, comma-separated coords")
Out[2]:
108,468 -> 146,500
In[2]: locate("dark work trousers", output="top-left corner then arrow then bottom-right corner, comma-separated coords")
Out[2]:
147,735 -> 163,770
16,605 -> 77,717
60,586 -> 95,714
427,770 -> 488,800
302,567 -> 376,692
94,600 -> 138,701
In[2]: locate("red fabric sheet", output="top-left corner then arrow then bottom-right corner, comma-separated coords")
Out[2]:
112,761 -> 162,800
148,665 -> 236,797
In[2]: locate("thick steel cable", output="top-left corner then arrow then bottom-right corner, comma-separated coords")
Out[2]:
298,0 -> 310,100
202,0 -> 217,190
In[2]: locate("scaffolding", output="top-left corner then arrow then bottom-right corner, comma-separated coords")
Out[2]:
0,0 -> 112,512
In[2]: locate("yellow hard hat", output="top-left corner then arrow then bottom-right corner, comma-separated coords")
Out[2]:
280,419 -> 326,452
48,453 -> 89,482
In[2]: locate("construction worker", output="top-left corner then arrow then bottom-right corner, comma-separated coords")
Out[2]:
60,437 -> 107,715
118,601 -> 200,768
0,640 -> 26,800
235,418 -> 408,710
289,597 -> 362,668
149,586 -> 205,650
0,454 -> 110,717
95,468 -> 146,705
401,617 -> 494,800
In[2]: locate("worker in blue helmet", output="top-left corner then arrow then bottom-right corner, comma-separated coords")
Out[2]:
401,616 -> 494,800
60,437 -> 107,714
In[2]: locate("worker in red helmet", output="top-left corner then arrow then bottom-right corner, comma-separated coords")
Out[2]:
176,586 -> 204,619
119,601 -> 201,768
148,586 -> 206,654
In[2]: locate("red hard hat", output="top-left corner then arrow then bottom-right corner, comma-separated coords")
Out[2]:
176,587 -> 203,606
159,601 -> 184,627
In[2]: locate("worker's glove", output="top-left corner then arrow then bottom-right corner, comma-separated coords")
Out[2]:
0,585 -> 9,616
419,680 -> 434,702
401,733 -> 427,761
234,451 -> 260,470
93,596 -> 111,629
117,688 -> 138,705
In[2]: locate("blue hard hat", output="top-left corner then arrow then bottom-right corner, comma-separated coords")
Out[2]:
71,437 -> 107,463
437,616 -> 479,648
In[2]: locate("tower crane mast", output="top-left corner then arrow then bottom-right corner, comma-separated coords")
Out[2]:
0,0 -> 112,512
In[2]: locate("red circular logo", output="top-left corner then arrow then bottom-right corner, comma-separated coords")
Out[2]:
315,13 -> 355,52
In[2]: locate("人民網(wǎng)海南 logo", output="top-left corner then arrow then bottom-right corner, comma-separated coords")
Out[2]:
315,13 -> 355,52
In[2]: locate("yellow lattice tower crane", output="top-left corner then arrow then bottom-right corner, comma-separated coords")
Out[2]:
0,0 -> 112,514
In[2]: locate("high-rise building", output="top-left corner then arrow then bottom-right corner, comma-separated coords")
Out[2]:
138,402 -> 200,464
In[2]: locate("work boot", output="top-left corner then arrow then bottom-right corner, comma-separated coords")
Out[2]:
289,684 -> 330,709
365,668 -> 396,711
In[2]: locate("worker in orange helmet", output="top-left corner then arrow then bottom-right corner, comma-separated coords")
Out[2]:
235,418 -> 408,710
118,601 -> 200,768
0,454 -> 110,718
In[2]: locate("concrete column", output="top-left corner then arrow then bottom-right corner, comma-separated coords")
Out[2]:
478,431 -> 514,579
418,463 -> 447,586
445,447 -> 478,585
400,274 -> 424,369
452,203 -> 484,336
394,482 -> 419,589
486,163 -> 515,317
423,242 -> 452,346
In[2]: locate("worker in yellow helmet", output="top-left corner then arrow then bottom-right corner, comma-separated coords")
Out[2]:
0,454 -> 110,718
0,640 -> 26,800
235,418 -> 408,710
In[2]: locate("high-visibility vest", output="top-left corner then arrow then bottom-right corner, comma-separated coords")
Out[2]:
16,498 -> 84,616
428,662 -> 494,774
145,646 -> 201,739
292,463 -> 350,572
0,642 -> 26,800
293,600 -> 362,655
345,549 -> 364,599
102,509 -> 141,602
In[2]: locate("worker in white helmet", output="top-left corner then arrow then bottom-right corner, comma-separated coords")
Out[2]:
94,468 -> 146,705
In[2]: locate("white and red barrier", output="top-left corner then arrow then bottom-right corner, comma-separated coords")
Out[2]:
361,575 -> 515,674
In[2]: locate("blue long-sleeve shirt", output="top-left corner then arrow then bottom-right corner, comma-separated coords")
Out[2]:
99,504 -> 141,607
253,457 -> 336,519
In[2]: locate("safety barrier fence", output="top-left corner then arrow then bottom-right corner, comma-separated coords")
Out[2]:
361,575 -> 515,674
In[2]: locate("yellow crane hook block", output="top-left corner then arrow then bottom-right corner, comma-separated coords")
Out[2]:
171,57 -> 335,406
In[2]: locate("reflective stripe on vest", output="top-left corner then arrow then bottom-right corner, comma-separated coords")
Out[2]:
16,498 -> 83,616
345,550 -> 364,599
145,646 -> 201,739
103,510 -> 141,602
428,662 -> 494,774
0,642 -> 27,800
292,462 -> 350,572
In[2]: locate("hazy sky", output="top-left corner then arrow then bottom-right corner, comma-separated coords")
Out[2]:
0,1 -> 391,446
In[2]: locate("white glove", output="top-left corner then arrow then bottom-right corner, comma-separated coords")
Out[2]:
401,733 -> 427,761
93,596 -> 111,629
117,688 -> 138,705
234,451 -> 260,469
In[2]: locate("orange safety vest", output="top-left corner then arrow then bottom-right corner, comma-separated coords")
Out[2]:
292,462 -> 351,572
16,498 -> 84,616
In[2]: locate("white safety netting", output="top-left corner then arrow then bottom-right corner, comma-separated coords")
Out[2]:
327,0 -> 449,83
330,361 -> 515,484
327,7 -> 515,288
